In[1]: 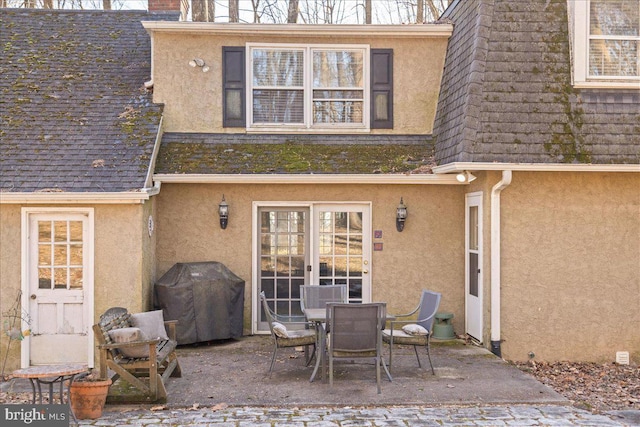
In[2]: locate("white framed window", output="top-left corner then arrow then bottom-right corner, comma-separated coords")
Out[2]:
572,0 -> 640,89
248,44 -> 369,131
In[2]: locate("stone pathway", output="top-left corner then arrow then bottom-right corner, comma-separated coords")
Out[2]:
77,405 -> 640,426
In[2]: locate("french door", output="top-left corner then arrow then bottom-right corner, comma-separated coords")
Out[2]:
255,203 -> 371,332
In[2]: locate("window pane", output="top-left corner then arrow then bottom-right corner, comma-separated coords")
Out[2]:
38,268 -> 52,289
589,0 -> 640,77
253,89 -> 304,123
38,221 -> 51,242
54,221 -> 67,242
38,245 -> 51,266
69,268 -> 83,289
253,49 -> 304,87
589,39 -> 638,76
313,50 -> 363,88
313,101 -> 363,124
590,1 -> 639,37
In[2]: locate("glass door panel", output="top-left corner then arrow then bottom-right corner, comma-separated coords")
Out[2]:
258,208 -> 309,329
314,207 -> 369,303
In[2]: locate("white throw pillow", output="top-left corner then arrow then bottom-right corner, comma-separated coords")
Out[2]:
108,327 -> 149,358
271,322 -> 289,338
402,324 -> 429,336
130,310 -> 169,341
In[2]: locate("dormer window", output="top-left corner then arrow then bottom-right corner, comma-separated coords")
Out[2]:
572,0 -> 640,88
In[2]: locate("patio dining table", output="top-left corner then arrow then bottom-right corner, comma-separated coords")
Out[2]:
304,306 -> 394,383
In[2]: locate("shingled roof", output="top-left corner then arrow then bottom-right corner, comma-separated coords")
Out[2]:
155,133 -> 436,175
0,9 -> 173,193
433,0 -> 640,165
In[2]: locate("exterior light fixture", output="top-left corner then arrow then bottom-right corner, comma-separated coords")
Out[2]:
218,195 -> 229,229
188,58 -> 209,72
456,171 -> 477,183
396,197 -> 407,232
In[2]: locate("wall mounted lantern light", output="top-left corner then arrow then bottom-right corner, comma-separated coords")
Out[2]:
189,58 -> 210,72
218,195 -> 229,229
456,171 -> 477,183
396,197 -> 407,232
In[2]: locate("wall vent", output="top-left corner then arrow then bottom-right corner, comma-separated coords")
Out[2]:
616,351 -> 630,365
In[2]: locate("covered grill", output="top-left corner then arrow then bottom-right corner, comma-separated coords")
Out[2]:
154,262 -> 245,345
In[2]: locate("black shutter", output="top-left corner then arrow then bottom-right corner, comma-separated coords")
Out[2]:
370,49 -> 393,129
223,47 -> 245,128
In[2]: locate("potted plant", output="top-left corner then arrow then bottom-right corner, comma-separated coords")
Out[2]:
69,369 -> 112,420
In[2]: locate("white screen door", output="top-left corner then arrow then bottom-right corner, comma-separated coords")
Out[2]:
465,193 -> 483,342
22,209 -> 93,366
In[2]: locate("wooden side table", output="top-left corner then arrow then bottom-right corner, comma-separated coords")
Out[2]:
13,364 -> 88,404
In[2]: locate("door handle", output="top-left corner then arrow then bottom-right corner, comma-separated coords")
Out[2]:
363,270 -> 369,274
30,294 -> 37,300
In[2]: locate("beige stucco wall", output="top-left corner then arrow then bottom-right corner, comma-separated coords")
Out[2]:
0,202 -> 156,371
149,29 -> 448,134
155,183 -> 466,335
0,204 -> 22,374
497,172 -> 640,362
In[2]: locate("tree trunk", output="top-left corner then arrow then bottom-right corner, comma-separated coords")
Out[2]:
416,0 -> 423,23
193,0 -> 215,22
365,0 -> 371,24
43,0 -> 53,8
229,0 -> 239,22
102,0 -> 111,10
287,0 -> 299,23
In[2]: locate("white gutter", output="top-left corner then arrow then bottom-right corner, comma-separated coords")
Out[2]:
490,170 -> 512,357
142,22 -> 453,38
153,173 -> 465,185
433,162 -> 640,173
0,187 -> 160,205
145,116 -> 164,189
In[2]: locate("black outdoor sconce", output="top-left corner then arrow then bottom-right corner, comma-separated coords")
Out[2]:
218,195 -> 229,229
396,197 -> 407,232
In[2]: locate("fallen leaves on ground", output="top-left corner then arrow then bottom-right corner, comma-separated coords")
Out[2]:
516,361 -> 640,413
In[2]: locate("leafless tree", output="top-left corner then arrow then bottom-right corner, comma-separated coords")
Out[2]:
229,0 -> 239,22
287,0 -> 299,23
193,0 -> 215,21
4,0 -> 127,9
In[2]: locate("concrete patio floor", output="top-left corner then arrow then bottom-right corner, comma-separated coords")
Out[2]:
158,335 -> 568,408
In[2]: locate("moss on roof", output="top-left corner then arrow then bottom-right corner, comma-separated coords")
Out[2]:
156,141 -> 436,175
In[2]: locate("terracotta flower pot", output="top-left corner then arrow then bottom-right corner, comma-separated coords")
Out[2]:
69,378 -> 112,420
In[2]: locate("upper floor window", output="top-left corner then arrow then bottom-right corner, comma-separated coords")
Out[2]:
222,45 -> 393,131
572,0 -> 640,88
248,44 -> 368,130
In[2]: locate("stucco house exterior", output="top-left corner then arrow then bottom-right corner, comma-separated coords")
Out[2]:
1,0 -> 638,374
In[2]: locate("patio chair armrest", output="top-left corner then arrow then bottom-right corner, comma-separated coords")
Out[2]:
389,306 -> 420,319
164,320 -> 178,341
98,338 -> 161,350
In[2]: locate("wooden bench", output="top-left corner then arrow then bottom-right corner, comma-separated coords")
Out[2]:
93,307 -> 182,403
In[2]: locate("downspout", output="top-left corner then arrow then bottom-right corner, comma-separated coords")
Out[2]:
490,170 -> 512,357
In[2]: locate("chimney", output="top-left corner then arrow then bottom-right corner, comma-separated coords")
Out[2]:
148,0 -> 181,12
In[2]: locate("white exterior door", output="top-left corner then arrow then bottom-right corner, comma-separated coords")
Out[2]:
312,204 -> 371,304
254,202 -> 371,332
22,209 -> 94,367
465,193 -> 483,342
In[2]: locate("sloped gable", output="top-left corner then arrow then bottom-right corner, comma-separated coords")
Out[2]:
0,9 -> 172,193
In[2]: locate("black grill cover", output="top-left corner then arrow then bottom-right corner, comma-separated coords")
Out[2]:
154,262 -> 245,345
